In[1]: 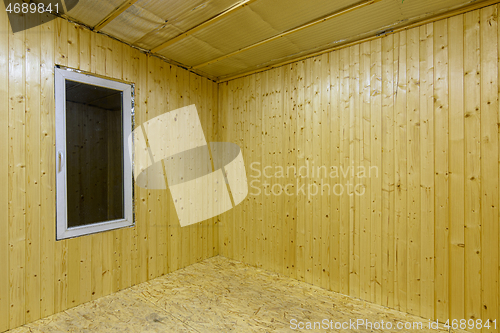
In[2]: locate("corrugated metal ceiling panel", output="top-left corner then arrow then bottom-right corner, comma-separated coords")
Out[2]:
98,0 -> 208,47
248,0 -> 357,32
165,0 -> 240,32
134,0 -> 237,49
65,0 -> 125,27
197,56 -> 249,77
134,24 -> 183,49
134,0 -> 208,21
208,0 -> 475,78
198,0 -> 474,77
100,4 -> 165,44
156,35 -> 224,67
184,6 -> 279,55
202,37 -> 302,77
183,0 -> 359,61
63,0 -> 478,79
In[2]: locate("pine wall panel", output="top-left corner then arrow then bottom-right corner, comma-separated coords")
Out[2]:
2,1 -> 500,332
219,4 -> 500,331
0,7 -> 219,332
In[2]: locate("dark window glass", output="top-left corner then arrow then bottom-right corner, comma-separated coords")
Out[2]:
65,80 -> 124,228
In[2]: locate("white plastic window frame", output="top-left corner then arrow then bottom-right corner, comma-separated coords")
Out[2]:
55,67 -> 134,240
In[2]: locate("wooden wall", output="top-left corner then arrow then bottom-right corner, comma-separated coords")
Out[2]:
218,4 -> 500,331
0,8 -> 219,332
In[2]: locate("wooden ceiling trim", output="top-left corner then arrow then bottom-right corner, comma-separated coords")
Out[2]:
216,0 -> 500,83
150,0 -> 259,53
192,0 -> 382,70
93,0 -> 140,32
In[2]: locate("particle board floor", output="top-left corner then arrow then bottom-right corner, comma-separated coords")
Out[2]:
9,256 -> 466,333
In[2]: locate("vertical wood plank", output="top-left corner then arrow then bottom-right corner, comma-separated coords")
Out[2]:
296,62 -> 305,281
25,11 -> 41,323
146,55 -> 157,278
328,48 -> 339,293
304,59 -> 314,284
277,68 -> 286,274
370,39 -> 382,305
382,33 -> 395,309
339,48 -> 350,295
201,76 -> 209,262
155,59 -> 166,277
349,46 -> 360,298
66,21 -> 80,310
419,23 -> 435,320
211,78 -> 219,260
464,11 -> 482,328
496,6 -> 500,332
320,53 -> 330,290
288,65 -> 297,280
448,14 -> 465,322
168,64 -> 180,273
433,18 -> 450,323
247,74 -> 256,267
224,79 -> 233,260
254,72 -> 263,268
53,17 -> 69,315
188,72 -> 199,265
480,6 -> 499,332
312,56 -> 322,286
237,77 -> 245,264
0,2 -> 9,330
39,11 -> 55,318
212,78 -> 219,257
128,49 -> 140,284
406,27 -> 421,316
8,9 -> 26,328
267,71 -> 275,272
218,82 -> 228,258
275,67 -> 284,274
394,30 -> 408,313
359,40 -> 371,300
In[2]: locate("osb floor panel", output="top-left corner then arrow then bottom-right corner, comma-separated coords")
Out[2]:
9,256 -> 467,332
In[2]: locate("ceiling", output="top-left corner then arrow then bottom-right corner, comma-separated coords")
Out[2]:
62,0 -> 482,81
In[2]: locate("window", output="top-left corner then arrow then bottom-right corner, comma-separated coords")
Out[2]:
55,67 -> 134,240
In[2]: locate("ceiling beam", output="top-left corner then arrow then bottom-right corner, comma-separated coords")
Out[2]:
94,0 -> 140,32
151,0 -> 258,53
192,0 -> 382,69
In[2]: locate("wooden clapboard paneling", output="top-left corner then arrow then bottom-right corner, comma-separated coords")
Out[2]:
40,11 -> 56,319
381,33 -> 395,309
433,17 -> 449,322
448,13 -> 466,323
9,7 -> 27,328
480,5 -> 499,331
218,4 -> 500,331
464,10 -> 482,332
0,10 -> 219,332
394,29 -> 408,314
0,5 -> 9,332
3,2 -> 500,333
25,5 -> 41,324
